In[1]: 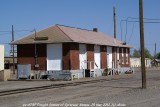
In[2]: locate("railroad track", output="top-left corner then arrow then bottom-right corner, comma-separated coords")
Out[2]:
0,79 -> 107,96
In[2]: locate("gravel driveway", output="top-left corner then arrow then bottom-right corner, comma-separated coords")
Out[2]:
0,69 -> 160,107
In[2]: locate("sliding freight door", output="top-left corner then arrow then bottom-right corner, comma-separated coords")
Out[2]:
94,45 -> 100,69
79,44 -> 87,69
107,47 -> 112,68
47,44 -> 62,70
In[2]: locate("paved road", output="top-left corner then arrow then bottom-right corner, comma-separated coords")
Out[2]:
0,70 -> 160,107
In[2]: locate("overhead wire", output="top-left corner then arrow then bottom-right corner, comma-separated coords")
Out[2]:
0,29 -> 33,47
0,31 -> 11,32
120,17 -> 160,44
0,32 -> 11,35
128,23 -> 135,43
14,29 -> 33,32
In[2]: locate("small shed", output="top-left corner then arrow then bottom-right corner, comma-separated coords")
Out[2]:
151,59 -> 160,67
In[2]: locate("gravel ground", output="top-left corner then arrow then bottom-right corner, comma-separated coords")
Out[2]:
0,69 -> 160,107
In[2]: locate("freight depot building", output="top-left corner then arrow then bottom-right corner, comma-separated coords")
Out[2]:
12,24 -> 132,78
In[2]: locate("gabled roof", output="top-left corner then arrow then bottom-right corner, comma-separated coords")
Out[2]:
151,59 -> 160,63
11,24 -> 132,48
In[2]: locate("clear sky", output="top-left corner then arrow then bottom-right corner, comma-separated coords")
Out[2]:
0,0 -> 160,56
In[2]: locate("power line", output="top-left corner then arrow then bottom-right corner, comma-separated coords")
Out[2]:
120,19 -> 127,41
128,23 -> 135,43
127,20 -> 160,23
0,43 -> 10,44
125,17 -> 160,21
126,17 -> 160,41
0,31 -> 11,32
14,32 -> 24,36
120,17 -> 160,43
15,29 -> 33,32
0,29 -> 33,33
0,32 -> 11,35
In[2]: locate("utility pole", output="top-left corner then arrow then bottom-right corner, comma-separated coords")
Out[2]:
139,0 -> 146,89
113,6 -> 116,39
113,6 -> 117,68
34,28 -> 38,70
155,42 -> 156,59
12,25 -> 15,74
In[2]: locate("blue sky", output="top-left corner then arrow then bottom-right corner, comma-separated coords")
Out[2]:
0,0 -> 160,56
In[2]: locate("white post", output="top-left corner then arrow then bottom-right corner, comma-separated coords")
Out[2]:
90,62 -> 91,77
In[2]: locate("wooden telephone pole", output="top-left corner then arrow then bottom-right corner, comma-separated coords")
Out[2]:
155,42 -> 157,59
139,0 -> 146,89
113,6 -> 117,68
114,6 -> 116,39
12,25 -> 15,74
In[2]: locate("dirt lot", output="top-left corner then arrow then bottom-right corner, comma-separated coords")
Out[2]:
0,68 -> 160,107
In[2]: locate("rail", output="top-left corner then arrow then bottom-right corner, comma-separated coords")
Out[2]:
0,79 -> 107,96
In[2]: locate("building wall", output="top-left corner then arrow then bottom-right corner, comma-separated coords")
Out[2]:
107,46 -> 112,68
100,46 -> 107,69
17,44 -> 46,70
119,47 -> 122,67
37,44 -> 46,70
117,47 -> 120,68
123,48 -> 130,67
0,45 -> 4,70
124,47 -> 127,66
87,44 -> 94,69
17,43 -> 80,71
128,48 -> 130,66
63,43 -> 71,70
70,43 -> 79,70
145,58 -> 151,67
130,58 -> 141,67
118,47 -> 130,67
130,57 -> 151,68
112,47 -> 116,68
17,43 -> 131,71
17,44 -> 35,70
